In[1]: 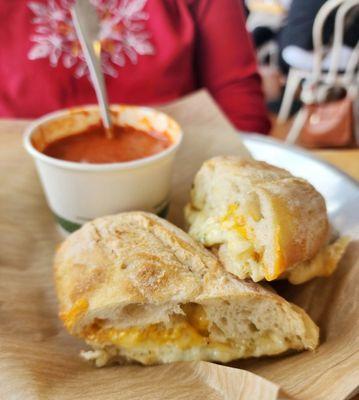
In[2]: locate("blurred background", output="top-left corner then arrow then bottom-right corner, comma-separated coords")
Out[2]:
245,0 -> 359,148
0,0 -> 358,148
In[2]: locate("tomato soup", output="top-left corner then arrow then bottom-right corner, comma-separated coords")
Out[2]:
42,124 -> 172,164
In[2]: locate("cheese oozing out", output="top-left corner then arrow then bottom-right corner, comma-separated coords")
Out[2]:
80,303 -> 229,351
189,202 -> 348,283
62,298 -> 317,366
190,203 -> 274,281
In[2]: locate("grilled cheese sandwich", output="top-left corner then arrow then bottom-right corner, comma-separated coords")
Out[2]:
185,157 -> 349,283
55,212 -> 319,366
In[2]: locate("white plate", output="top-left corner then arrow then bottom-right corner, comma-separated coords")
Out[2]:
243,135 -> 359,236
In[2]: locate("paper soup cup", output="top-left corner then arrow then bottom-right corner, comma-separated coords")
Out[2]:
23,105 -> 183,234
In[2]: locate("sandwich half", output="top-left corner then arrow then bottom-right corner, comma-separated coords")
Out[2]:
185,156 -> 349,284
55,212 -> 318,366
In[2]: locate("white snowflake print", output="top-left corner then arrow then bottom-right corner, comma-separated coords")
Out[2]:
28,0 -> 155,78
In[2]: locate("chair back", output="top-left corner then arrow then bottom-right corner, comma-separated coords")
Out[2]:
312,0 -> 346,83
327,0 -> 359,85
312,0 -> 359,84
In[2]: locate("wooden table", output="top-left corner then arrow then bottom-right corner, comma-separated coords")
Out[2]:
1,102 -> 358,400
2,119 -> 358,181
313,149 -> 359,181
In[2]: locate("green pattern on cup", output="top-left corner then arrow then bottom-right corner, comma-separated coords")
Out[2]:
54,214 -> 82,233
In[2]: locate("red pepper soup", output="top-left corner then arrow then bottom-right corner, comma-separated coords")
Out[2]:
42,124 -> 172,164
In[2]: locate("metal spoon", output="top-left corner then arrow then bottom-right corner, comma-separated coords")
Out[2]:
71,0 -> 113,139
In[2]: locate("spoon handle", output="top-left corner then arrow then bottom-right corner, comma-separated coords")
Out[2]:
71,0 -> 113,138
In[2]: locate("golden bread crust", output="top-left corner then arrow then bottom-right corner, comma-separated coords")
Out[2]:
185,156 -> 330,281
55,212 -> 269,321
54,212 -> 319,365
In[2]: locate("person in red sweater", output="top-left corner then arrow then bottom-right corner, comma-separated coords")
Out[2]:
0,0 -> 270,134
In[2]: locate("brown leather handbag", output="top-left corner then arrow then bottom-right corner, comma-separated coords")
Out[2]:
299,94 -> 354,148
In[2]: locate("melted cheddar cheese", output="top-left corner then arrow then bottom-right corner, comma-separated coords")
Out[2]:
221,204 -> 263,267
220,204 -> 288,281
82,320 -> 206,350
287,236 -> 350,284
221,203 -> 248,240
182,303 -> 209,336
61,298 -> 89,331
80,303 -> 232,352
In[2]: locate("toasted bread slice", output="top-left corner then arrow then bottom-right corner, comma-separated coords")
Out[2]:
55,212 -> 318,366
185,156 -> 348,283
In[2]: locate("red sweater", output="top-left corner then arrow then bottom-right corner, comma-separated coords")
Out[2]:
0,0 -> 270,134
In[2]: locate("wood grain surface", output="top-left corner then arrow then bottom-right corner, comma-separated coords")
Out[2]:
0,91 -> 358,400
313,149 -> 359,182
